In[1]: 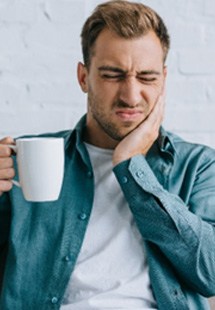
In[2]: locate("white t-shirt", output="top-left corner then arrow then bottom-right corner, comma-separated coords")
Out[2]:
61,143 -> 157,309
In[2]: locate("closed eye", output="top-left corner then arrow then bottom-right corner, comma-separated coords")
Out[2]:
138,77 -> 157,83
98,66 -> 126,81
101,74 -> 125,80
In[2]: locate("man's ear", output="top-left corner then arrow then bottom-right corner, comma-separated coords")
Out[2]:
77,62 -> 89,93
161,66 -> 167,96
163,65 -> 167,78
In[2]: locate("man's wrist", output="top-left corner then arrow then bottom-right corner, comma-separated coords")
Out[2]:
112,153 -> 132,166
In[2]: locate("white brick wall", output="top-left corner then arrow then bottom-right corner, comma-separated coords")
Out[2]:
0,0 -> 215,149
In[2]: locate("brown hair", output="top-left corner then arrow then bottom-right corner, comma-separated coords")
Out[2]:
81,0 -> 170,68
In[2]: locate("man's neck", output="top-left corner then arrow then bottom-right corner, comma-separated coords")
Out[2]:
83,126 -> 118,150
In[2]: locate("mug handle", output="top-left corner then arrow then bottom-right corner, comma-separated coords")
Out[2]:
8,145 -> 21,188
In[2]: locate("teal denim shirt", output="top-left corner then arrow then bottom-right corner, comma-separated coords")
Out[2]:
0,115 -> 215,310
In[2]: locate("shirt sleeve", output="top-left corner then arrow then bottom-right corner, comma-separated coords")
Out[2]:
113,153 -> 215,297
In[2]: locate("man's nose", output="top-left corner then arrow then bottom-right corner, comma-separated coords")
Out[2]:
118,78 -> 143,107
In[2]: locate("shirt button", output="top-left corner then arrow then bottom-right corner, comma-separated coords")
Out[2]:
78,212 -> 87,220
87,171 -> 93,178
122,176 -> 128,184
64,255 -> 71,262
51,297 -> 58,304
136,170 -> 144,178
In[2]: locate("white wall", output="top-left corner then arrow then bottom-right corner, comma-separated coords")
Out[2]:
0,0 -> 215,149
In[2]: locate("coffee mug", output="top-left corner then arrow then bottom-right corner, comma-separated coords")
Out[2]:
9,137 -> 64,202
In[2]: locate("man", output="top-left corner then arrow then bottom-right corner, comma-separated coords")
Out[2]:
0,1 -> 215,309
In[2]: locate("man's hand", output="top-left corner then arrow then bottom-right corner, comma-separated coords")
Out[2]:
113,93 -> 165,166
0,137 -> 15,196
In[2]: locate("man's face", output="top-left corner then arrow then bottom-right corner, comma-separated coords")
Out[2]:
78,28 -> 167,148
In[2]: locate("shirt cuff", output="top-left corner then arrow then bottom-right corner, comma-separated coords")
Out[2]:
113,154 -> 163,195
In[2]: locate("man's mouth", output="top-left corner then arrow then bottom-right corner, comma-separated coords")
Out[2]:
115,109 -> 143,121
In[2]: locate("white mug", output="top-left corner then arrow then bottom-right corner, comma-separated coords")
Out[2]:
10,137 -> 64,202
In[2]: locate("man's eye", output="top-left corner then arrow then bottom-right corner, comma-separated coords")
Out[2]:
138,77 -> 157,83
102,74 -> 124,80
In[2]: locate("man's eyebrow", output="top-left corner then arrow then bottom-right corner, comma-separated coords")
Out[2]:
98,66 -> 161,75
137,70 -> 161,75
98,66 -> 126,73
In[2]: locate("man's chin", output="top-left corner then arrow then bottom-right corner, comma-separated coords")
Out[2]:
109,126 -> 138,141
97,118 -> 144,142
121,121 -> 143,135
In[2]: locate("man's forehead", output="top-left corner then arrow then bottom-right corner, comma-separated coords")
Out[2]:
93,28 -> 163,53
91,30 -> 164,70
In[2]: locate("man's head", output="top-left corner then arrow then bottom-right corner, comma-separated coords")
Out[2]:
78,1 -> 170,148
81,0 -> 170,69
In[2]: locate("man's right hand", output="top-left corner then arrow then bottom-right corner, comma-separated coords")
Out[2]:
0,137 -> 15,196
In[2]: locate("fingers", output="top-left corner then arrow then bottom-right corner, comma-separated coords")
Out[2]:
154,92 -> 166,114
0,136 -> 15,145
0,180 -> 13,196
113,90 -> 167,164
0,157 -> 14,169
0,166 -> 15,181
0,137 -> 15,157
134,93 -> 165,153
0,137 -> 15,195
139,93 -> 165,131
154,93 -> 165,124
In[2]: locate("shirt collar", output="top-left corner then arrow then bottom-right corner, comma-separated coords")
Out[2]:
64,114 -> 87,151
65,115 -> 93,169
65,115 -> 177,160
158,126 -> 177,158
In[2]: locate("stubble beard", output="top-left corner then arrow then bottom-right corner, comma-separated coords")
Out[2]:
88,90 -> 138,142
